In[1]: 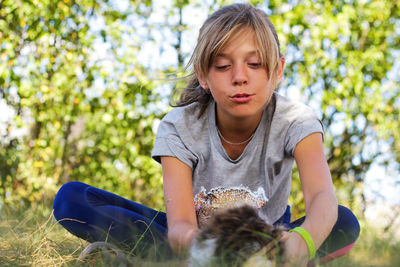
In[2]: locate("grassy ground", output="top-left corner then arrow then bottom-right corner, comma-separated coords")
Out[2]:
1,202 -> 399,267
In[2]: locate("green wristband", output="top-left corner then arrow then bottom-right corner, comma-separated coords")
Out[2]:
289,227 -> 316,260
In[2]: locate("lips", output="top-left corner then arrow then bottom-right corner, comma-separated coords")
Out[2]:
231,93 -> 253,103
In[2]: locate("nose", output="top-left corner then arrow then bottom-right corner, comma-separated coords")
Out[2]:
232,64 -> 248,86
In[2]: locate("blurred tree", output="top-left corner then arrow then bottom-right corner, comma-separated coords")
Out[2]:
0,0 -> 166,208
267,0 -> 400,215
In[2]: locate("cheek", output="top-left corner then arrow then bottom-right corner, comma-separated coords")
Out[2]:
208,75 -> 229,91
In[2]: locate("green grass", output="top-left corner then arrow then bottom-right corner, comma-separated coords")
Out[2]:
1,202 -> 399,266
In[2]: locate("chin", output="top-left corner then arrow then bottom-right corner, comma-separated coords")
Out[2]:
189,205 -> 285,267
230,105 -> 265,120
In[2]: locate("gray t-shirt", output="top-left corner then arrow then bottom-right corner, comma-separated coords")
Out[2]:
152,93 -> 323,224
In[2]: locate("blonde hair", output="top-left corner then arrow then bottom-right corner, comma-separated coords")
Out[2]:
174,4 -> 282,117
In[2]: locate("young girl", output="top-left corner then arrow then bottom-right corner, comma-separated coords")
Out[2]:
53,3 -> 360,265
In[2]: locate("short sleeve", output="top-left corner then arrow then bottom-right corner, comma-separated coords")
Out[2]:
284,114 -> 324,156
151,119 -> 198,169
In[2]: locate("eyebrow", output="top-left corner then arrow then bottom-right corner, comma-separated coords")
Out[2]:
217,50 -> 259,58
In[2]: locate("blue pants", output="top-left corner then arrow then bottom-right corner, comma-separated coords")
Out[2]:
53,181 -> 360,261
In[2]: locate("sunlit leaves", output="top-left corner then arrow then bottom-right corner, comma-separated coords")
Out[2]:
0,0 -> 168,209
270,0 -> 400,212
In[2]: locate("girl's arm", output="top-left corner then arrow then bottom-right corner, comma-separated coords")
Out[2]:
283,132 -> 338,265
161,156 -> 199,256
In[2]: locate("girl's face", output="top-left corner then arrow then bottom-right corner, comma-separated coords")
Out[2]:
198,30 -> 283,124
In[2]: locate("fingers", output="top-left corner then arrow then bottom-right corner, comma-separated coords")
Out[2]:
280,231 -> 290,241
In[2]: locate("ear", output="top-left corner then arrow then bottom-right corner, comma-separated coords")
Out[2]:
276,56 -> 285,82
195,69 -> 209,90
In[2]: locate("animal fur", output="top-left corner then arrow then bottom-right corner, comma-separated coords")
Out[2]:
189,205 -> 284,267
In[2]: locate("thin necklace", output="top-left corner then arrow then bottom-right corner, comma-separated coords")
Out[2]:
216,127 -> 255,146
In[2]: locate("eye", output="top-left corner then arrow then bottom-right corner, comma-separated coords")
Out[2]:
248,62 -> 262,68
215,65 -> 230,70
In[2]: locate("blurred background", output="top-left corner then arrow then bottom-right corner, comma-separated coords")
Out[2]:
0,0 -> 399,258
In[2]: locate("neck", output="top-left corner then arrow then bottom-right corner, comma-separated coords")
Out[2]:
217,127 -> 255,146
216,111 -> 263,145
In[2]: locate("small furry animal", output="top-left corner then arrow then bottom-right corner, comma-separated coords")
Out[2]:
189,205 -> 284,267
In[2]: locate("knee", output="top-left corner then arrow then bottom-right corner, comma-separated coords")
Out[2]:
335,205 -> 361,243
53,181 -> 89,221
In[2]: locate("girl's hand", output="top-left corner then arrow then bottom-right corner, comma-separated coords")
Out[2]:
280,231 -> 309,267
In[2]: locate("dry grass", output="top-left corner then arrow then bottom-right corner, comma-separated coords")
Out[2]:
0,202 -> 184,267
1,202 -> 399,267
0,203 -> 87,266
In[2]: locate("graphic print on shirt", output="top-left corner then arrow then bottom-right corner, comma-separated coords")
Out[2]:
194,186 -> 268,228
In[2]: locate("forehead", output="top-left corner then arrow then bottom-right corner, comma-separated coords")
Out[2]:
215,30 -> 259,58
218,29 -> 256,52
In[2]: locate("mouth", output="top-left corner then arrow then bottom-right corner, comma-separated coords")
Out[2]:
233,93 -> 251,98
231,93 -> 253,103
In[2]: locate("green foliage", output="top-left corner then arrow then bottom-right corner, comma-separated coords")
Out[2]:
269,0 -> 400,212
0,0 -> 166,209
